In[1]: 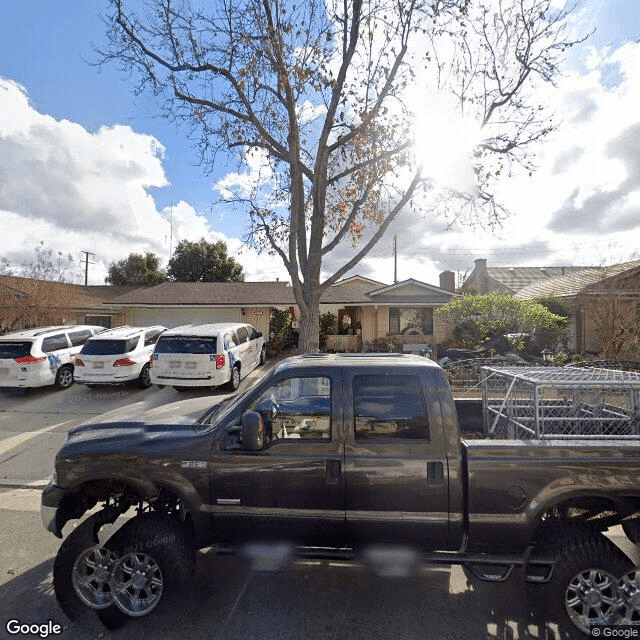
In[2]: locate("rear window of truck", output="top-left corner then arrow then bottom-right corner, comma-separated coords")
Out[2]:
0,342 -> 32,359
154,336 -> 217,354
353,374 -> 429,441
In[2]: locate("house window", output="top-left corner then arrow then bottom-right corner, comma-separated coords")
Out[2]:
389,307 -> 433,336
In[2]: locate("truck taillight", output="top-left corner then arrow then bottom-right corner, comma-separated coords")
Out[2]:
113,358 -> 136,367
14,355 -> 46,364
215,354 -> 226,369
75,358 -> 85,366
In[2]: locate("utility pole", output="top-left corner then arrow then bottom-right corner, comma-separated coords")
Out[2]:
393,235 -> 398,284
80,251 -> 95,286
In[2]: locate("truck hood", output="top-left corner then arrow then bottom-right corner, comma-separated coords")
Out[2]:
63,396 -> 227,446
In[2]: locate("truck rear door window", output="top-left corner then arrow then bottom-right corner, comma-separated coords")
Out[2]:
353,374 -> 429,441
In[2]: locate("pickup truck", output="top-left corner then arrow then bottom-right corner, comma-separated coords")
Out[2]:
41,354 -> 640,636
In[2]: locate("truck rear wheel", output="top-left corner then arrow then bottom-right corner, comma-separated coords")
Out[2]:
531,522 -> 633,635
97,512 -> 195,628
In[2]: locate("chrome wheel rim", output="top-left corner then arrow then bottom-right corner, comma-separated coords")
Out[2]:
57,368 -> 73,388
140,366 -> 151,387
72,546 -> 118,609
232,368 -> 240,389
619,570 -> 640,624
110,552 -> 163,617
565,569 -> 621,632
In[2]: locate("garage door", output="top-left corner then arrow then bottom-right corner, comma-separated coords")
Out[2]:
131,308 -> 242,328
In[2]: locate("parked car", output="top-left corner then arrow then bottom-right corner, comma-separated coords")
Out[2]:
0,325 -> 106,389
74,325 -> 166,389
149,322 -> 266,391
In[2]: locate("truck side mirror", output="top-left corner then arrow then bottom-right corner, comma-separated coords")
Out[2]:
241,411 -> 266,451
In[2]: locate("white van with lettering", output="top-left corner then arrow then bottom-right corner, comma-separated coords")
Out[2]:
149,323 -> 266,391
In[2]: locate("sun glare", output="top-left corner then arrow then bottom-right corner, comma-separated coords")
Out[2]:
411,93 -> 481,194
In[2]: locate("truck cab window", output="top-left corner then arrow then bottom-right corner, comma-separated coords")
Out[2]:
251,376 -> 331,441
353,374 -> 429,441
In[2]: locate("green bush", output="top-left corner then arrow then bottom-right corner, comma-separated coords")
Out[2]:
269,308 -> 292,353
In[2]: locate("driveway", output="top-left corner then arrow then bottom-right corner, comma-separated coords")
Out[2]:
0,360 -> 274,488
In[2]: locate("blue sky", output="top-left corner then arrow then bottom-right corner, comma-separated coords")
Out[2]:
0,1 -> 639,285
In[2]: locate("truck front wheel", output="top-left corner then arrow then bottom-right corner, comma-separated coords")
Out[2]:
98,512 -> 195,628
533,522 -> 633,635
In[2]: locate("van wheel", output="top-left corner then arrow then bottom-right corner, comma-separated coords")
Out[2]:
137,364 -> 152,389
55,366 -> 74,390
227,365 -> 240,391
259,345 -> 266,366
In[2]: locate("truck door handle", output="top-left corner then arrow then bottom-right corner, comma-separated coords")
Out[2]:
326,459 -> 341,485
427,461 -> 444,486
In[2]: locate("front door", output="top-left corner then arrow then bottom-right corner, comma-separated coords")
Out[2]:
209,373 -> 345,548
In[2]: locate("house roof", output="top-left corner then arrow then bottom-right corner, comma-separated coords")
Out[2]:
110,281 -> 295,306
515,260 -> 640,300
485,266 -> 588,293
0,275 -> 109,308
108,278 -> 455,307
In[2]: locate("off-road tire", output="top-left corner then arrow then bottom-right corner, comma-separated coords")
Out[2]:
623,519 -> 640,545
529,521 -> 633,636
96,512 -> 195,629
52,510 -> 119,621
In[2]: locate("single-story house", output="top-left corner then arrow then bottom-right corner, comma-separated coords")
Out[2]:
0,276 -> 141,332
107,274 -> 459,355
461,258 -> 640,357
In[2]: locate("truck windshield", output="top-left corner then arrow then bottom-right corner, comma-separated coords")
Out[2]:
155,336 -> 217,354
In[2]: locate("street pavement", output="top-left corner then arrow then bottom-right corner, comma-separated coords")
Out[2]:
0,364 -> 639,639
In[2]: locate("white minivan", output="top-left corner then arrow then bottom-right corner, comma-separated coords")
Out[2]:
0,325 -> 106,389
149,323 -> 266,391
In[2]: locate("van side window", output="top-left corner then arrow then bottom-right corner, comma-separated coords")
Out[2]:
247,326 -> 259,340
236,327 -> 249,343
353,375 -> 429,441
144,330 -> 161,346
68,330 -> 92,347
224,332 -> 238,349
42,334 -> 69,353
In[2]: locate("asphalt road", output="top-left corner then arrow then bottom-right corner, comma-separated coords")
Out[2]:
0,366 -> 639,639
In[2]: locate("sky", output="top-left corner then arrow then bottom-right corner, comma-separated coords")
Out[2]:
0,1 -> 639,288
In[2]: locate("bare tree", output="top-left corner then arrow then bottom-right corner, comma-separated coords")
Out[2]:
99,0 -> 582,351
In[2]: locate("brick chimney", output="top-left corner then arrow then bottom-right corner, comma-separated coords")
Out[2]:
439,270 -> 455,292
474,258 -> 490,293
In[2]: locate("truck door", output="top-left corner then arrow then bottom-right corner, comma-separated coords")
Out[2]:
344,369 -> 451,551
209,373 -> 345,548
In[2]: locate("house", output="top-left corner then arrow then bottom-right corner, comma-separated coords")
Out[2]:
0,276 -> 140,332
107,274 -> 458,355
461,259 -> 640,357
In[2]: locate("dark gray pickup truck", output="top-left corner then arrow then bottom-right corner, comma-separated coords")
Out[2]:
42,354 -> 640,636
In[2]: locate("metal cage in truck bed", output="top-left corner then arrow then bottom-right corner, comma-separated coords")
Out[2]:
481,366 -> 640,439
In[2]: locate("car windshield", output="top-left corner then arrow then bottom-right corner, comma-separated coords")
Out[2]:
155,336 -> 217,354
0,342 -> 32,359
80,339 -> 137,355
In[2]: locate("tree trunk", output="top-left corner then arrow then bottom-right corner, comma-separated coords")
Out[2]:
295,285 -> 320,354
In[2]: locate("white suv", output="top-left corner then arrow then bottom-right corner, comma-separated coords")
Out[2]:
0,325 -> 106,389
74,325 -> 166,389
150,323 -> 266,391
